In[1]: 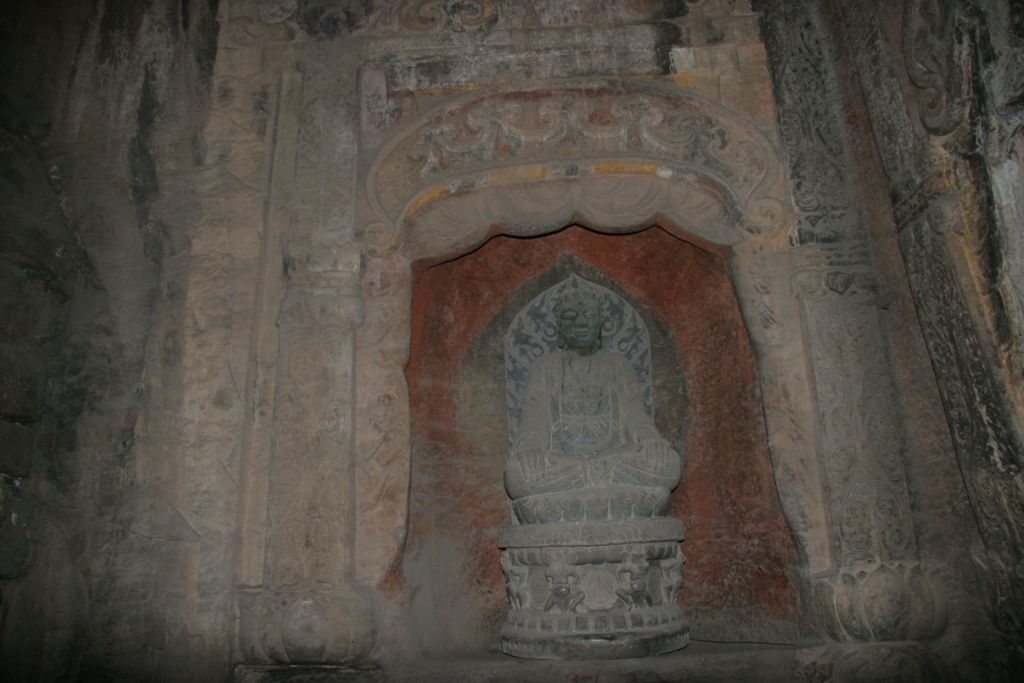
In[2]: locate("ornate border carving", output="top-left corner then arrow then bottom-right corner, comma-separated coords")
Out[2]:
901,0 -> 968,137
363,80 -> 787,249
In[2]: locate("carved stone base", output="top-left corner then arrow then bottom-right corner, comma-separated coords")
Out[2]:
237,586 -> 376,664
498,517 -> 688,660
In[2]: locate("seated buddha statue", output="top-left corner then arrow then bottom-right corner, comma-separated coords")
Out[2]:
504,289 -> 682,520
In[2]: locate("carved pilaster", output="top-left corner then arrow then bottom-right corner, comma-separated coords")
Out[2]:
898,195 -> 1024,654
236,173 -> 375,663
239,261 -> 375,664
792,251 -> 944,643
901,0 -> 968,137
762,0 -> 943,642
836,0 -> 1024,657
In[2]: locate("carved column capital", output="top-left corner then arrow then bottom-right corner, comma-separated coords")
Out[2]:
789,239 -> 889,306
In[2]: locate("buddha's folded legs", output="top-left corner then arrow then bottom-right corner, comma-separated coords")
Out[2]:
504,455 -> 587,499
505,449 -> 679,499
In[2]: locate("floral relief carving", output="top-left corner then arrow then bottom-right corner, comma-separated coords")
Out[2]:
365,81 -> 786,247
772,15 -> 852,225
901,0 -> 968,136
802,299 -> 917,574
899,195 -> 1024,648
762,2 -> 935,644
761,0 -> 860,251
396,0 -> 497,32
362,0 -> 710,34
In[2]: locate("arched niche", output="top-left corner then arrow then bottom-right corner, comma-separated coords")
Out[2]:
352,81 -> 830,655
394,225 -> 805,655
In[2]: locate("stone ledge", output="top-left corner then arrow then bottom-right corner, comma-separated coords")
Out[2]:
234,664 -> 383,683
236,644 -> 799,682
499,517 -> 685,548
235,641 -> 947,681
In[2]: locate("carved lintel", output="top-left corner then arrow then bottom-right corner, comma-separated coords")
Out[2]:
791,267 -> 886,304
364,80 -> 787,247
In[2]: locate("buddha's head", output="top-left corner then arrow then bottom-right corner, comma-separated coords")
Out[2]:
556,289 -> 602,354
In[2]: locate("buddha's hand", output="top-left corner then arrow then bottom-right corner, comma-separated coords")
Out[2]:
518,450 -> 548,482
640,439 -> 675,471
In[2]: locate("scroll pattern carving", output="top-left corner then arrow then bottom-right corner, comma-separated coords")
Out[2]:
253,0 -> 727,36
251,267 -> 375,663
901,0 -> 967,136
393,0 -> 497,32
365,81 -> 786,246
364,0 -> 707,34
770,11 -> 852,239
762,0 -> 934,643
899,196 -> 1024,652
840,7 -> 929,206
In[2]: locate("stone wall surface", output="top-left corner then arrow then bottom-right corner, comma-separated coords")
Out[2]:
1,0 -> 1022,680
1,0 -> 226,679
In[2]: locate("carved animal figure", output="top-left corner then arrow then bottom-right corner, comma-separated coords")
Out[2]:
500,553 -> 528,609
544,565 -> 584,613
616,560 -> 655,609
662,555 -> 684,604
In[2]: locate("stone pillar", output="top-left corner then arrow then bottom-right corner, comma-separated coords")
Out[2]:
238,263 -> 376,664
839,0 -> 1024,659
231,54 -> 375,663
792,253 -> 941,642
760,0 -> 944,648
899,194 -> 1024,652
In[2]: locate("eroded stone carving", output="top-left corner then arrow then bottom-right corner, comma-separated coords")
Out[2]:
763,0 -> 943,645
902,0 -> 967,136
899,195 -> 1024,652
365,81 -> 786,250
363,0 -> 710,35
504,274 -> 653,451
498,276 -> 688,659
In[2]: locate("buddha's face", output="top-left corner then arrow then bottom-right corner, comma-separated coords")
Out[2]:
558,299 -> 601,352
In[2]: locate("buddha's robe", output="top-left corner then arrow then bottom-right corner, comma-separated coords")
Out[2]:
504,349 -> 681,500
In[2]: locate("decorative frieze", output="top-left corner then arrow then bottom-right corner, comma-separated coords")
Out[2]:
364,80 -> 787,248
901,0 -> 968,137
899,194 -> 1024,649
762,0 -> 939,644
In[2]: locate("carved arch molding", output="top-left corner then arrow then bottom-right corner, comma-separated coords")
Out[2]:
362,80 -> 788,254
352,78 -> 834,597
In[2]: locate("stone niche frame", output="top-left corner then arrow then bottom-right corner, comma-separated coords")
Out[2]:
224,10 -> 949,662
352,79 -> 833,629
